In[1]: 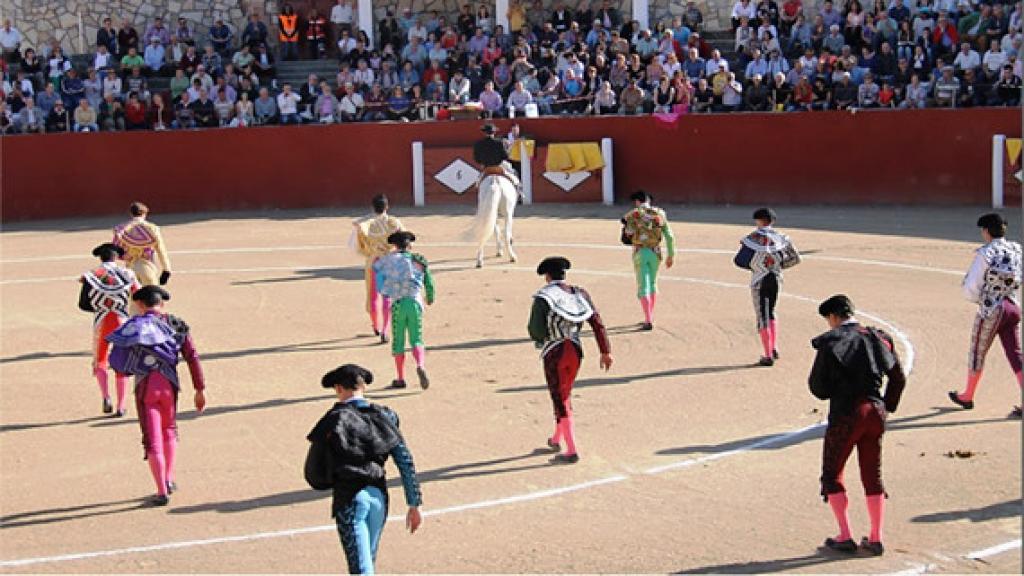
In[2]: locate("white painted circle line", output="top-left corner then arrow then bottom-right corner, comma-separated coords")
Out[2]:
0,257 -> 920,569
965,538 -> 1022,560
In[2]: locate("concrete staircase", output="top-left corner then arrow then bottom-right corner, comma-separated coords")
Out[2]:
275,59 -> 341,88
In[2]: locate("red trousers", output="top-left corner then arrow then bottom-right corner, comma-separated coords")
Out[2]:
820,399 -> 886,497
543,342 -> 581,420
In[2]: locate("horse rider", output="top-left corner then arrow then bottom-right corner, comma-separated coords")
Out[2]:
473,123 -> 521,196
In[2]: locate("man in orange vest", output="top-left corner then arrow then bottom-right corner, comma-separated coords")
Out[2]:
306,8 -> 327,59
278,4 -> 299,61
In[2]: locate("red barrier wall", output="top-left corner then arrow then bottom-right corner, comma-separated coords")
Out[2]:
1,108 -> 1018,222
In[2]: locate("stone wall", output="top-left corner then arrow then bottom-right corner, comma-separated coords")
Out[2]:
0,0 -> 278,55
0,1 -> 837,55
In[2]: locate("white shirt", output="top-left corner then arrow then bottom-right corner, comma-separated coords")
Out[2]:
277,92 -> 300,114
982,50 -> 1006,73
331,4 -> 354,25
94,51 -> 112,70
706,58 -> 729,76
731,1 -> 757,19
0,26 -> 21,50
337,36 -> 356,54
953,50 -> 980,71
353,67 -> 375,86
408,25 -> 428,43
338,92 -> 365,114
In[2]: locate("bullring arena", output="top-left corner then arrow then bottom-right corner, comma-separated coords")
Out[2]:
1,204 -> 1021,573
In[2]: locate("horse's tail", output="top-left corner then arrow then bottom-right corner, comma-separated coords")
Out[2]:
465,177 -> 502,245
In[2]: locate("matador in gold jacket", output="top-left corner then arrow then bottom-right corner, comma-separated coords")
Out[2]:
113,202 -> 172,287
352,195 -> 402,342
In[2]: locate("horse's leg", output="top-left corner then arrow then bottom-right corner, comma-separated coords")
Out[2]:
494,220 -> 504,257
505,192 -> 517,263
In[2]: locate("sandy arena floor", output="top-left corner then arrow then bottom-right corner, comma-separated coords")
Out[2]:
0,205 -> 1021,574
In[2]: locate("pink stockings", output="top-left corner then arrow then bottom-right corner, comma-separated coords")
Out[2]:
759,320 -> 779,358
393,346 -> 425,381
639,293 -> 657,324
369,293 -> 392,334
827,491 -> 885,543
957,370 -> 1024,403
141,375 -> 178,496
94,366 -> 128,413
550,402 -> 578,456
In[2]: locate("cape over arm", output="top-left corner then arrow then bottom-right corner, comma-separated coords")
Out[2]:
528,297 -> 550,345
962,251 -> 986,304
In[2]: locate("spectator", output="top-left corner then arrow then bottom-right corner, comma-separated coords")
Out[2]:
120,46 -> 145,77
0,100 -> 16,134
190,87 -> 217,127
992,64 -> 1022,106
932,13 -> 958,58
768,72 -> 791,110
535,68 -> 561,114
144,37 -> 166,75
209,19 -> 234,57
684,1 -> 704,32
102,72 -> 123,101
385,85 -> 411,120
706,49 -> 729,77
144,17 -> 170,47
201,44 -> 224,76
169,68 -> 190,102
736,16 -> 755,55
833,71 -> 857,109
43,99 -> 70,132
953,41 -> 981,74
93,44 -> 114,76
277,83 -> 301,124
958,68 -> 984,108
337,28 -> 357,60
900,73 -> 927,108
173,91 -> 196,128
338,82 -> 365,121
179,44 -> 200,75
619,78 -> 646,114
875,41 -> 898,84
35,81 -> 60,114
253,44 -> 276,83
857,72 -> 880,107
278,4 -> 300,61
731,0 -> 758,31
16,97 -> 45,133
746,48 -> 769,79
232,45 -> 255,71
176,17 -> 195,46
789,74 -> 813,110
118,19 -> 140,56
650,75 -> 674,113
125,67 -> 150,102
824,25 -> 845,54
254,87 -> 278,124
981,39 -> 1006,81
507,80 -> 534,114
315,81 -> 338,123
933,66 -> 960,107
46,47 -> 71,90
331,0 -> 355,41
242,14 -> 269,51
97,17 -> 119,56
191,65 -> 214,92
61,68 -> 85,108
150,92 -> 172,129
478,80 -> 503,117
214,87 -> 235,125
80,68 -> 103,110
124,92 -> 148,130
364,83 -> 387,120
878,80 -> 896,108
721,71 -> 743,111
743,73 -> 769,110
306,9 -> 328,59
73,98 -> 98,131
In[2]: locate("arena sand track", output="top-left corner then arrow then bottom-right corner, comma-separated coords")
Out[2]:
0,205 -> 1020,574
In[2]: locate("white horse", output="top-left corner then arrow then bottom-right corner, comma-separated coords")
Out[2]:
466,173 -> 518,268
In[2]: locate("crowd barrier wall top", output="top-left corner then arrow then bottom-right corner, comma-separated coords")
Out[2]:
1,108 -> 1018,222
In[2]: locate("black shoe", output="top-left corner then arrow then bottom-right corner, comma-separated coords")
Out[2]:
390,379 -> 407,389
640,322 -> 653,331
380,333 -> 389,344
824,537 -> 857,553
373,328 -> 380,337
102,398 -> 113,414
1009,406 -> 1022,419
860,537 -> 884,556
166,481 -> 177,495
552,453 -> 579,464
546,438 -> 561,452
416,367 -> 430,390
948,391 -> 974,409
758,356 -> 775,367
148,494 -> 170,507
113,409 -> 126,418
772,349 -> 780,360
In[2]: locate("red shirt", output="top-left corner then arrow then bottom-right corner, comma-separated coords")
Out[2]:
125,101 -> 147,124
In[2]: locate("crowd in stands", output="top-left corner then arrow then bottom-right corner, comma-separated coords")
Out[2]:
0,0 -> 1021,134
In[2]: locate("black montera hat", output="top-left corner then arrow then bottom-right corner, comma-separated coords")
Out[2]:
977,213 -> 1007,230
753,207 -> 777,222
132,285 -> 171,304
536,256 -> 571,276
630,190 -> 652,202
321,364 -> 374,389
818,294 -> 854,318
92,242 -> 125,258
387,230 -> 416,245
481,123 -> 497,134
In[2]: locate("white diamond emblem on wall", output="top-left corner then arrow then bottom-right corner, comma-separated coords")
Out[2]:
434,159 -> 481,195
543,171 -> 591,192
